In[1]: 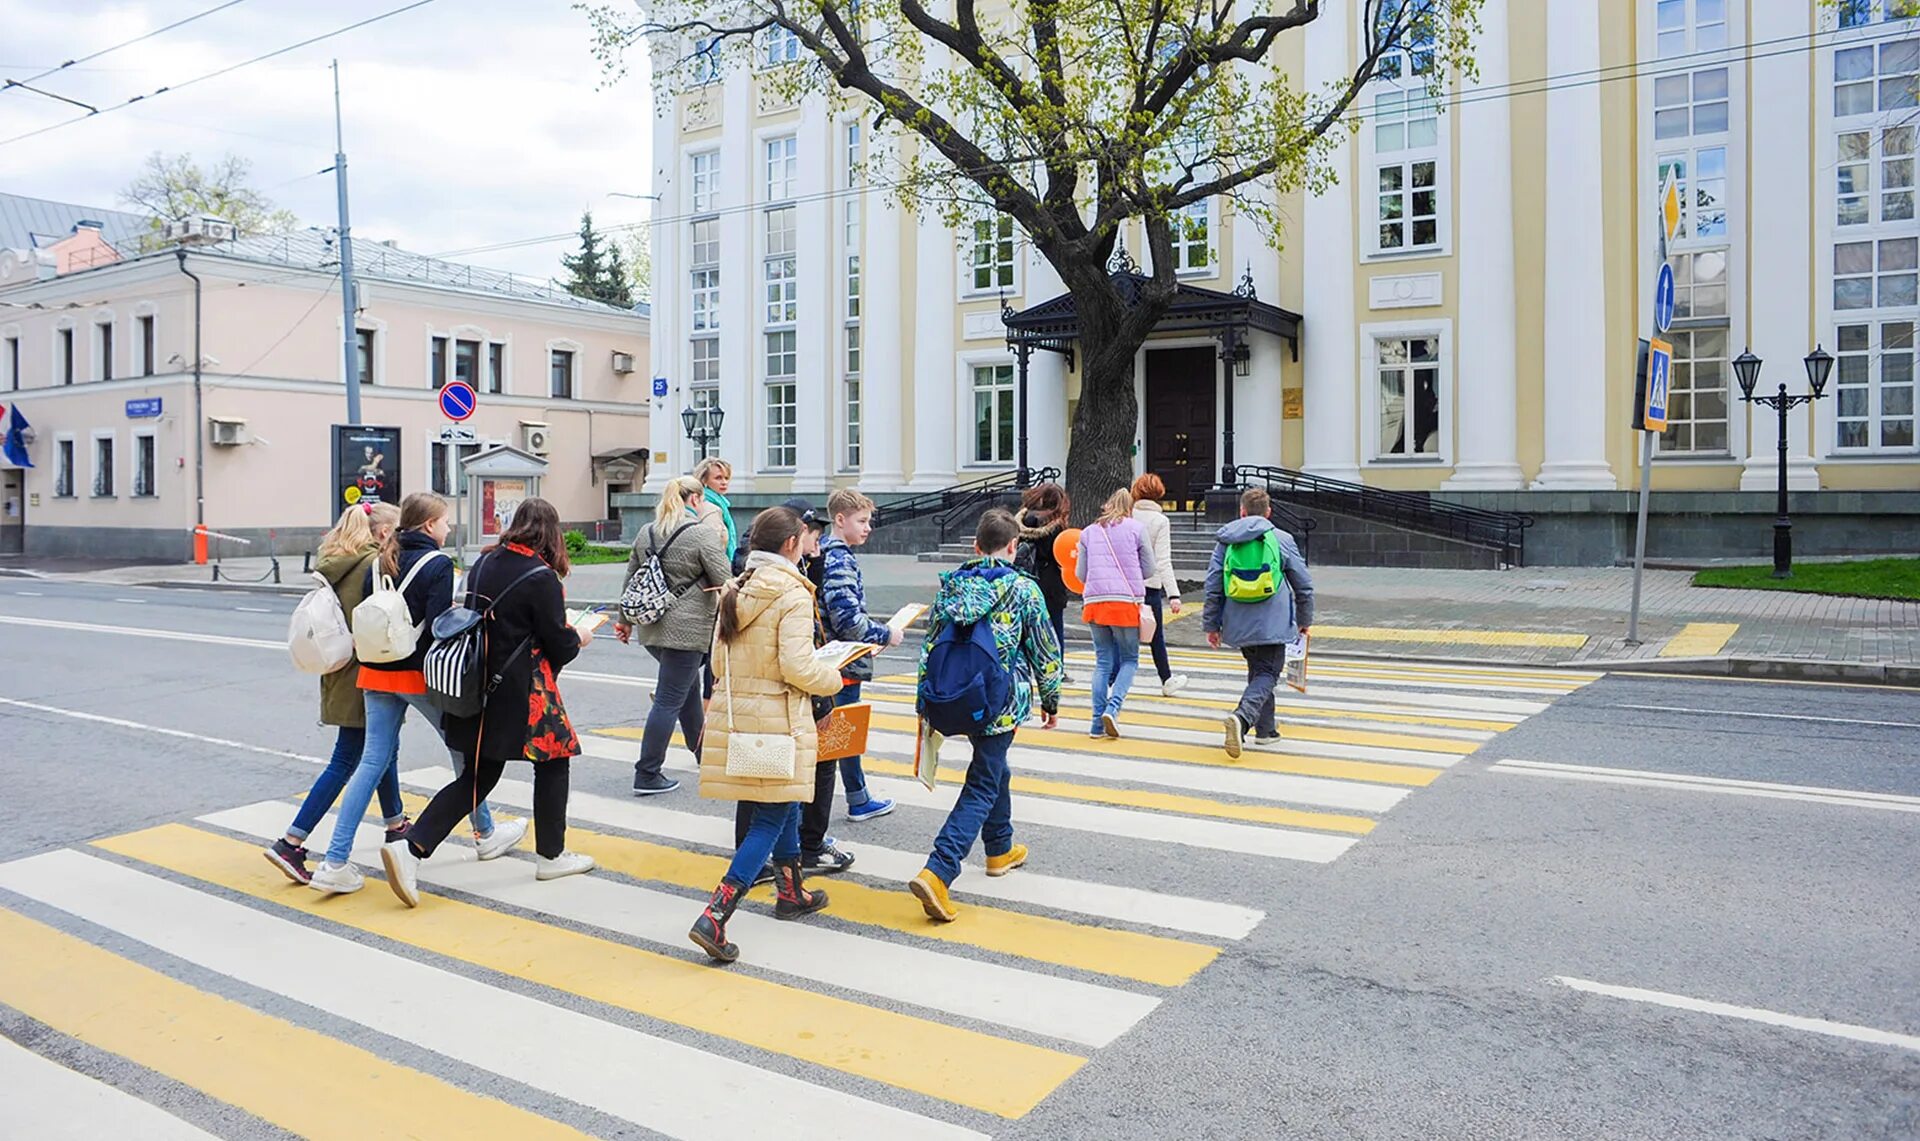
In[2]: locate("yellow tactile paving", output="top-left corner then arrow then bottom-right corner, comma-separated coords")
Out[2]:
1660,622 -> 1739,657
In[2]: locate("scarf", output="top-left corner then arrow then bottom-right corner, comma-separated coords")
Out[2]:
705,486 -> 738,560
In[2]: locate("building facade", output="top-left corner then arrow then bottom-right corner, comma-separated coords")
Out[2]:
1,205 -> 649,560
642,0 -> 1920,548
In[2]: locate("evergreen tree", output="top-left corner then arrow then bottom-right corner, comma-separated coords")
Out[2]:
561,210 -> 631,306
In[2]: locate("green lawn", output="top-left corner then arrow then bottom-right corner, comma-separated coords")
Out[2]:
1692,557 -> 1920,601
569,545 -> 630,567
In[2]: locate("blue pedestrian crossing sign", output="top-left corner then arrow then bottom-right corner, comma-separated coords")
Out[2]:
1654,262 -> 1675,333
1645,337 -> 1672,432
438,380 -> 477,422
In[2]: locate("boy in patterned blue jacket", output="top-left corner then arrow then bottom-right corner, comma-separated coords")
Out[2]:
818,489 -> 905,822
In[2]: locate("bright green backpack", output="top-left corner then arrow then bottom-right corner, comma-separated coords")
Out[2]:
1223,531 -> 1283,603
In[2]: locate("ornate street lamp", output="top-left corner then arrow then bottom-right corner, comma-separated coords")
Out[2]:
1735,347 -> 1829,578
680,402 -> 724,461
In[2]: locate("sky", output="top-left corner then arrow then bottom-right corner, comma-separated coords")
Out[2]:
0,0 -> 657,284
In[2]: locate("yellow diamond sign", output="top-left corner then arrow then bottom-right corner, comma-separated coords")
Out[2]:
1661,179 -> 1682,244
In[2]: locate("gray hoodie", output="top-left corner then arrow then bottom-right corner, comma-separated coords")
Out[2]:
1201,516 -> 1314,648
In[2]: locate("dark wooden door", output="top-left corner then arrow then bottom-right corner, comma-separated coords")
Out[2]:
1144,347 -> 1217,502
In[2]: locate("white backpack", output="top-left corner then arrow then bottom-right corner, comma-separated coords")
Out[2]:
351,550 -> 449,664
287,571 -> 355,675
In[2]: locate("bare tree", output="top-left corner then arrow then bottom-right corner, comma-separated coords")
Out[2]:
120,152 -> 300,247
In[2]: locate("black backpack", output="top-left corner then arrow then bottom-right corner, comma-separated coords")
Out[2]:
422,554 -> 550,718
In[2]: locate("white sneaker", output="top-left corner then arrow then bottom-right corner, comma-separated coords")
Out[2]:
1222,714 -> 1244,760
475,817 -> 528,861
535,851 -> 596,881
1161,675 -> 1189,697
1248,733 -> 1283,752
380,840 -> 421,908
308,861 -> 364,896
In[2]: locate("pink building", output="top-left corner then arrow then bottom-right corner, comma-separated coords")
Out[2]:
0,196 -> 649,560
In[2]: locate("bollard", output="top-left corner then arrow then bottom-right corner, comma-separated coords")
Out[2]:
193,524 -> 209,565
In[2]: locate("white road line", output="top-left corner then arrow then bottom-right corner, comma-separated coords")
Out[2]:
1611,703 -> 1920,730
204,802 -> 1158,1048
0,615 -> 283,650
1489,759 -> 1920,813
13,590 -> 43,597
0,1035 -> 220,1140
1553,976 -> 1920,1054
111,598 -> 147,605
0,851 -> 986,1141
860,691 -> 1496,744
0,697 -> 325,766
234,606 -> 274,614
405,767 -> 1265,940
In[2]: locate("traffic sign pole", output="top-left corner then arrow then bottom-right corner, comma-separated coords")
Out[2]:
1628,183 -> 1680,646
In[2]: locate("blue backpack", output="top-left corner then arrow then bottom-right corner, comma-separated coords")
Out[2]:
918,582 -> 1015,737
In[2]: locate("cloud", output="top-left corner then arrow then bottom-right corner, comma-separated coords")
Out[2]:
0,0 -> 655,279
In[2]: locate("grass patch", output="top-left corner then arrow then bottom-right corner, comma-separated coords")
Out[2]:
1692,557 -> 1920,601
570,545 -> 630,567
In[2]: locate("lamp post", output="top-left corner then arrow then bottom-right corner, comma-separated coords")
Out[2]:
1734,346 -> 1831,578
680,402 -> 724,462
1217,326 -> 1251,486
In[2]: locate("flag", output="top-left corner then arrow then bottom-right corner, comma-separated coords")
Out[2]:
2,402 -> 32,468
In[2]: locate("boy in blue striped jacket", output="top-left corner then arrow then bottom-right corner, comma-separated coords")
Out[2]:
818,488 -> 904,822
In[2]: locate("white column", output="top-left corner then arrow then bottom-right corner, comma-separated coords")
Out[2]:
716,68 -> 756,490
860,130 -> 906,490
908,212 -> 958,488
1532,0 -> 1617,489
1300,10 -> 1361,482
1232,176 -> 1287,470
1443,0 -> 1524,490
1742,2 -> 1820,491
792,99 -> 833,491
642,57 -> 678,494
1025,242 -> 1069,473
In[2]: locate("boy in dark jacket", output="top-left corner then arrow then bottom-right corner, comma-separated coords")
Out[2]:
1203,487 -> 1314,759
817,488 -> 903,822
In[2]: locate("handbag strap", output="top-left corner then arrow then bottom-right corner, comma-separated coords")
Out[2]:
395,547 -> 449,596
1096,524 -> 1138,594
719,603 -> 796,742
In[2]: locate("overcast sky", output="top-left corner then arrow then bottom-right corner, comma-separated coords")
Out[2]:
0,0 -> 656,283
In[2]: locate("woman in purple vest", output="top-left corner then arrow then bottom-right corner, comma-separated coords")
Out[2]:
1075,488 -> 1157,739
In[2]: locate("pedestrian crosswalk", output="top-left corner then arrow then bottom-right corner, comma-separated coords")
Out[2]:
0,650 -> 1599,1136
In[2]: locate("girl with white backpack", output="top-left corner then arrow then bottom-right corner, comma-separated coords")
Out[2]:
309,492 -> 524,895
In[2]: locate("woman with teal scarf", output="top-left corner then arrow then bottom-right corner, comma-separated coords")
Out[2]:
693,456 -> 739,569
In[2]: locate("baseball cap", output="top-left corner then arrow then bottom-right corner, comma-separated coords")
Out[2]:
781,496 -> 827,530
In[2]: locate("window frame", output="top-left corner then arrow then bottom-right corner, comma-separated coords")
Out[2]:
764,135 -> 798,203
548,347 -> 577,400
1359,47 -> 1449,260
760,25 -> 800,69
430,335 -> 449,390
1831,318 -> 1916,452
93,315 -> 115,382
1173,197 -> 1218,278
56,324 -> 74,386
763,205 -> 798,327
54,435 -> 76,498
3,331 -> 18,392
132,429 -> 158,498
689,150 -> 721,215
763,329 -> 799,471
963,211 -> 1020,296
1359,319 -> 1454,467
1654,325 -> 1734,456
90,430 -> 116,498
966,358 -> 1019,467
136,313 -> 156,378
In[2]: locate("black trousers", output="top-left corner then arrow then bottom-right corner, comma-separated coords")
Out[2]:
1234,645 -> 1286,737
735,759 -> 836,855
412,754 -> 570,859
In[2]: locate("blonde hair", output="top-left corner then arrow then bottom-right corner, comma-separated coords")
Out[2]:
827,488 -> 874,517
317,505 -> 374,560
653,475 -> 704,531
1095,488 -> 1134,527
692,456 -> 732,487
378,491 -> 450,576
369,501 -> 400,541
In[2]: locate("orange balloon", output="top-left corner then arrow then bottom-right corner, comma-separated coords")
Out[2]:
1054,528 -> 1085,594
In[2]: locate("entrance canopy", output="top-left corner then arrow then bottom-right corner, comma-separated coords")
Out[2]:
1001,270 -> 1301,363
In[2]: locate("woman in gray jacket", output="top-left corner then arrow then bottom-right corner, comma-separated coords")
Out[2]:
614,475 -> 733,794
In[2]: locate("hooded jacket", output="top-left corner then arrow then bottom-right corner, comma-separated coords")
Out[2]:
1015,511 -> 1069,611
701,552 -> 845,803
315,544 -> 380,727
818,534 -> 890,680
1201,516 -> 1315,648
629,514 -> 732,652
918,557 -> 1063,736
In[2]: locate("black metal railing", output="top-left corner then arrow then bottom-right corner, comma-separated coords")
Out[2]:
1232,464 -> 1531,566
1174,479 -> 1316,563
875,467 -> 1062,540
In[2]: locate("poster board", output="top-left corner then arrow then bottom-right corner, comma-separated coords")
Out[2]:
330,425 -> 402,515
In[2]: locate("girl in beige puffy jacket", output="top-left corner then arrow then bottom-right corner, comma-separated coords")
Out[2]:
689,506 -> 845,963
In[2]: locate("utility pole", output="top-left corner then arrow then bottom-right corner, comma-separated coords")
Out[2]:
333,60 -> 362,426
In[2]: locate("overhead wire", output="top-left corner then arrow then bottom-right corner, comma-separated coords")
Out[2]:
1,0 -> 257,91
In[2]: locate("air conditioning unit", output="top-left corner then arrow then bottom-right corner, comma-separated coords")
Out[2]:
521,421 -> 551,456
611,351 -> 636,374
162,216 -> 237,247
208,416 -> 248,446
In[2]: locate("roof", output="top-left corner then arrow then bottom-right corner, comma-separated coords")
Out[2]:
0,192 -> 149,252
1004,271 -> 1302,359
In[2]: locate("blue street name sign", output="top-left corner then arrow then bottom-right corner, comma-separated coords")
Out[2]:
125,398 -> 163,419
1653,262 -> 1676,334
1645,337 -> 1672,432
438,380 -> 477,422
652,376 -> 669,398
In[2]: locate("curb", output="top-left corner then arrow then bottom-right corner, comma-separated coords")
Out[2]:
143,579 -> 306,597
1571,654 -> 1920,687
0,568 -> 45,579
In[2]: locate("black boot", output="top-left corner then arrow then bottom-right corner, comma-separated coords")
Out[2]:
689,880 -> 744,962
774,858 -> 828,920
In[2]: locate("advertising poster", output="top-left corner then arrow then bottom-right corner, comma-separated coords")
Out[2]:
481,477 -> 527,536
331,425 -> 402,514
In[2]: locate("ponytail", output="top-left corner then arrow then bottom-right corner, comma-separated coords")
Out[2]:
714,506 -> 805,644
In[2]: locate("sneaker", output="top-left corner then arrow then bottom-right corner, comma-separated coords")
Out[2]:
1161,675 -> 1189,697
985,844 -> 1028,877
264,839 -> 311,885
308,861 -> 364,896
535,851 -> 596,881
1249,732 -> 1283,752
475,817 -> 528,861
1222,714 -> 1244,759
752,862 -> 778,887
380,841 -> 421,908
1101,712 -> 1121,739
802,839 -> 856,874
632,772 -> 680,796
846,797 -> 894,823
909,868 -> 958,922
1062,670 -> 1077,685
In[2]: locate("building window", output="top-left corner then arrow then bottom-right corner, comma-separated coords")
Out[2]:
94,320 -> 114,382
550,349 -> 576,399
1835,320 -> 1915,450
1374,0 -> 1436,79
137,315 -> 155,377
692,34 -> 722,85
969,214 -> 1016,292
1835,237 -> 1919,310
91,433 -> 115,498
1375,336 -> 1442,458
1175,199 -> 1213,274
133,433 -> 157,497
4,336 -> 17,391
1653,67 -> 1729,141
690,151 -> 720,213
1658,328 -> 1730,454
431,335 -> 448,389
1655,0 -> 1728,59
1656,148 -> 1729,241
691,218 -> 721,332
765,136 -> 798,201
431,440 -> 482,497
692,336 -> 720,386
765,206 -> 797,325
487,342 -> 505,394
1670,249 -> 1729,319
58,327 -> 73,385
971,363 -> 1016,464
1377,159 -> 1439,252
352,329 -> 374,386
844,376 -> 862,470
1838,126 -> 1915,228
761,25 -> 800,68
54,439 -> 75,497
453,339 -> 480,390
1835,38 -> 1919,119
765,330 -> 798,469
845,323 -> 862,376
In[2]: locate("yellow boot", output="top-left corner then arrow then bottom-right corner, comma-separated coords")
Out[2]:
985,844 -> 1028,877
909,868 -> 957,922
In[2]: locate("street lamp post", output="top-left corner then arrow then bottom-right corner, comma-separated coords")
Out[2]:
1734,346 -> 1832,579
680,403 -> 725,463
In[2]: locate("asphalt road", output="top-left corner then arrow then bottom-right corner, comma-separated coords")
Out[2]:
0,580 -> 1915,1139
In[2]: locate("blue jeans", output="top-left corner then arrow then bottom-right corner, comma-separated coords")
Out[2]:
927,730 -> 1014,885
1088,623 -> 1140,732
285,726 -> 403,843
640,646 -> 706,778
726,802 -> 801,887
833,682 -> 872,807
324,689 -> 491,865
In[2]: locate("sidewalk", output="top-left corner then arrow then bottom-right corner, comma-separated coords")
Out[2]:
22,552 -> 1919,680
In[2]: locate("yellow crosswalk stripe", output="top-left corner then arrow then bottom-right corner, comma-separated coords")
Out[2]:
387,794 -> 1220,987
1055,652 -> 1600,689
96,825 -> 1086,1119
0,907 -> 593,1141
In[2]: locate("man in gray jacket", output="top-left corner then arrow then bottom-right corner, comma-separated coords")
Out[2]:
1202,487 -> 1315,758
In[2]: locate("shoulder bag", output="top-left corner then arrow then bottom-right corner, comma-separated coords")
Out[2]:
719,635 -> 798,779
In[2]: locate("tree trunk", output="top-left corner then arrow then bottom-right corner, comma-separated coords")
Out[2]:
1059,273 -> 1172,524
